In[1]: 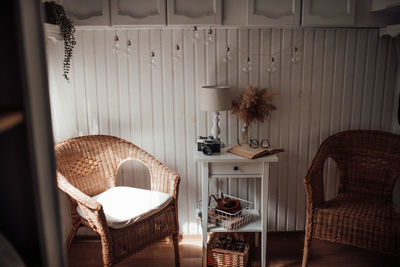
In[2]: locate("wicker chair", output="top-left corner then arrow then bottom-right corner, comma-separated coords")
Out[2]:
302,130 -> 400,267
55,135 -> 180,266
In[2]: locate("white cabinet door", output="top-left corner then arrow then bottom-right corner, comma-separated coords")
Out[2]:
247,0 -> 301,26
111,0 -> 166,25
167,0 -> 222,25
302,0 -> 356,26
372,0 -> 400,11
62,0 -> 110,26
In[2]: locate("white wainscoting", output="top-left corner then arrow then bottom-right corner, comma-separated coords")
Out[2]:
46,27 -> 399,236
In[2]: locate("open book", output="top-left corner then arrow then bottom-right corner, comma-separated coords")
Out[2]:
228,144 -> 284,159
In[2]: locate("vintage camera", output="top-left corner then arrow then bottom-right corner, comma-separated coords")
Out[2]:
197,136 -> 221,155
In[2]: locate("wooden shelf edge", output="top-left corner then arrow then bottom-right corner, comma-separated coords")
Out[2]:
0,111 -> 24,133
207,209 -> 262,233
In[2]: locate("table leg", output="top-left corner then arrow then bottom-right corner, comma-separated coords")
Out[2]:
201,162 -> 209,267
261,163 -> 269,267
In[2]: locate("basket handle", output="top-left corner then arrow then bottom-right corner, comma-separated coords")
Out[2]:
208,194 -> 219,207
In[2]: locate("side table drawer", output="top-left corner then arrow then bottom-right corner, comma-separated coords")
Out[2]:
209,162 -> 262,176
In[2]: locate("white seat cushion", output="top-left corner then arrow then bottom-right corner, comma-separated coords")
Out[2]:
77,186 -> 172,229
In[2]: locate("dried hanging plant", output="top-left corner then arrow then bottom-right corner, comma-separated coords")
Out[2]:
44,1 -> 76,81
232,85 -> 277,140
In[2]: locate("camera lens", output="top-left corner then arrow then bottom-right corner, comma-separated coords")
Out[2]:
202,145 -> 213,156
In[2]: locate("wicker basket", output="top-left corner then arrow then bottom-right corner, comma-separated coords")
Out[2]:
207,232 -> 251,267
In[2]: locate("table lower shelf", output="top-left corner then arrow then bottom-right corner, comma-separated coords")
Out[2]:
207,209 -> 261,232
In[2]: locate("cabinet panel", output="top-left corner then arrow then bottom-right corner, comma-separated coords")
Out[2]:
167,0 -> 222,25
302,0 -> 355,26
111,0 -> 166,25
62,0 -> 110,26
247,0 -> 301,26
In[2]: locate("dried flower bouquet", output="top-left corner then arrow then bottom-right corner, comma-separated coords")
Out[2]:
232,85 -> 277,141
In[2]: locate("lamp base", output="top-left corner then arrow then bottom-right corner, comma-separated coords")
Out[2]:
211,111 -> 220,140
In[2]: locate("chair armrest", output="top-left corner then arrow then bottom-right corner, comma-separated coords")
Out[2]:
134,148 -> 180,199
150,163 -> 180,199
304,150 -> 329,208
57,172 -> 111,234
57,172 -> 101,211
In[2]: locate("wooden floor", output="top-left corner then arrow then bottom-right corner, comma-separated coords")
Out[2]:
68,233 -> 400,267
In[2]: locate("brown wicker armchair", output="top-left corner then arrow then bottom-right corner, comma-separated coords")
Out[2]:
55,135 -> 180,266
302,130 -> 400,267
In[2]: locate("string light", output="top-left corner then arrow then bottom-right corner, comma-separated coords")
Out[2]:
205,28 -> 213,46
125,40 -> 132,57
242,56 -> 252,73
222,45 -> 232,64
192,26 -> 200,43
173,44 -> 182,62
113,33 -> 120,53
109,28 -> 309,75
266,57 -> 277,73
291,47 -> 300,64
149,50 -> 157,69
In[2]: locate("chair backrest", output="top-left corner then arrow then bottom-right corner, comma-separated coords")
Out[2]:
320,130 -> 400,201
55,135 -> 140,197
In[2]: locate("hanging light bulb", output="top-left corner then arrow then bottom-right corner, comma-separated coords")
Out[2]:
125,40 -> 132,57
149,50 -> 157,69
242,56 -> 252,72
173,44 -> 182,62
266,57 -> 277,73
222,45 -> 232,64
192,26 -> 200,43
113,33 -> 120,53
291,47 -> 300,64
205,28 -> 213,46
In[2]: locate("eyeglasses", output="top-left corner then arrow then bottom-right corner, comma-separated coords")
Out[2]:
237,138 -> 270,149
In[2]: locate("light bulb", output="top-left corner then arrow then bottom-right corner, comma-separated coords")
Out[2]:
242,56 -> 252,72
205,28 -> 213,46
149,51 -> 157,68
192,26 -> 200,43
222,46 -> 232,64
291,47 -> 300,64
125,40 -> 132,57
267,57 -> 277,73
113,34 -> 120,53
173,45 -> 182,62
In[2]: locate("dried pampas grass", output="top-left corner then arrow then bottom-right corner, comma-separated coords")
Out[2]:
232,85 -> 277,139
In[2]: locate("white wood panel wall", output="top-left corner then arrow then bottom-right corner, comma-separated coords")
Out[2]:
46,28 -> 399,236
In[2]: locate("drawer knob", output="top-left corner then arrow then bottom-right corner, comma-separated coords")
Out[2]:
233,166 -> 239,171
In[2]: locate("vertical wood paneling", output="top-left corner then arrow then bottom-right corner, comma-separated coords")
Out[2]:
268,28 -> 282,231
238,29 -> 249,201
183,28 -> 198,234
105,30 -> 120,137
295,29 -> 313,230
83,31 -> 99,135
72,31 -> 89,136
48,28 -> 399,234
151,29 -> 165,161
287,29 -> 303,231
94,30 -> 110,134
172,29 -> 189,233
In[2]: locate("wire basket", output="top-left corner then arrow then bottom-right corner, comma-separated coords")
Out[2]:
197,193 -> 254,231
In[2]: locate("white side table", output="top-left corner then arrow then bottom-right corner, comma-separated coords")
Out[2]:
194,146 -> 278,267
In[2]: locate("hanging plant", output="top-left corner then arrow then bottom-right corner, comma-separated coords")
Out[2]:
44,1 -> 76,81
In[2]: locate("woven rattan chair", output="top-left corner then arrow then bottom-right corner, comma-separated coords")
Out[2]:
302,130 -> 400,267
55,135 -> 180,266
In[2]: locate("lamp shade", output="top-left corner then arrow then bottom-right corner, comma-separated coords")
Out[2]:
199,85 -> 232,112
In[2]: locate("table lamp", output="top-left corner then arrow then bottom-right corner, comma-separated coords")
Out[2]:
200,85 -> 232,140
